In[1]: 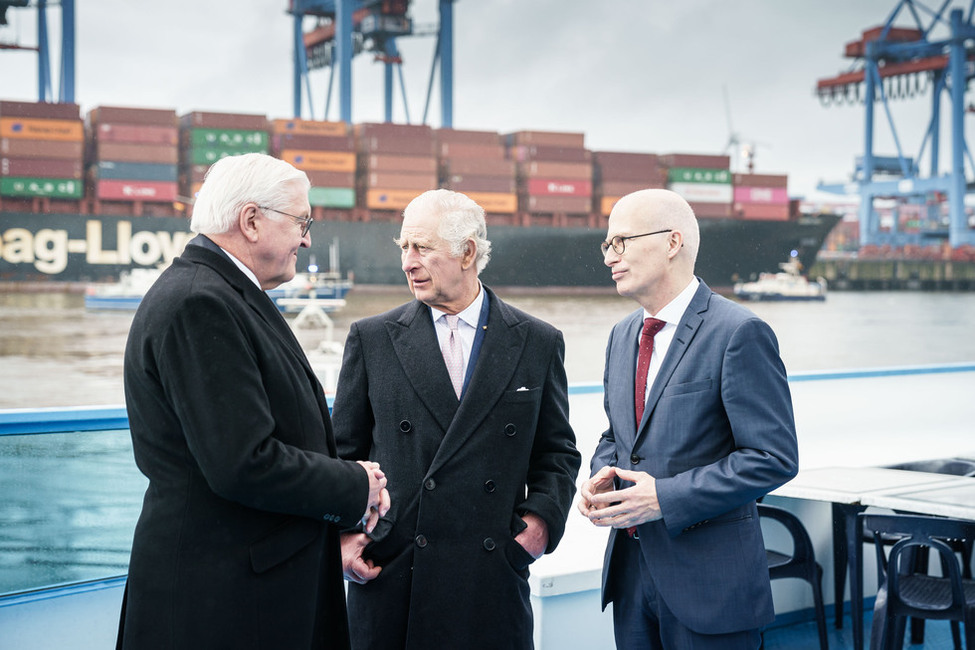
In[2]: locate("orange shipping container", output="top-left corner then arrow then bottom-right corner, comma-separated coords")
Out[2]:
271,118 -> 347,137
0,117 -> 83,141
279,150 -> 356,172
365,188 -> 420,211
463,191 -> 517,214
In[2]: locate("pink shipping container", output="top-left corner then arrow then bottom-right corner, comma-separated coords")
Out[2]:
526,178 -> 592,197
733,187 -> 789,204
95,179 -> 178,201
733,202 -> 791,220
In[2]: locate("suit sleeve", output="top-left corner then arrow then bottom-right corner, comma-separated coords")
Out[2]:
153,292 -> 368,526
655,317 -> 799,536
519,331 -> 582,552
331,320 -> 376,461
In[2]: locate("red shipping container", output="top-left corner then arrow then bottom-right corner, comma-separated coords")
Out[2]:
688,201 -> 733,219
599,179 -> 667,196
519,160 -> 592,180
661,153 -> 730,170
0,138 -> 83,160
435,128 -> 502,146
732,173 -> 788,188
526,178 -> 592,197
355,122 -> 434,140
95,179 -> 178,201
88,106 -> 177,127
508,144 -> 591,163
0,101 -> 80,120
1,157 -> 83,179
180,111 -> 268,130
506,130 -> 585,148
271,133 -> 355,152
95,123 -> 179,145
445,175 -> 516,193
733,202 -> 790,220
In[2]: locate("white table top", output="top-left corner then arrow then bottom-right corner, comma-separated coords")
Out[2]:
769,466 -> 970,504
859,479 -> 975,520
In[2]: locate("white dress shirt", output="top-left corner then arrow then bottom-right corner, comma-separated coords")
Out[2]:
639,278 -> 700,403
430,283 -> 485,380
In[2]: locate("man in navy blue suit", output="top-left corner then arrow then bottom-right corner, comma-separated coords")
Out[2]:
579,188 -> 799,649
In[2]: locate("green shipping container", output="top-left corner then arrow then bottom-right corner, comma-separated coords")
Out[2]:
188,128 -> 269,150
309,186 -> 356,208
1,177 -> 83,198
667,167 -> 731,184
186,145 -> 267,165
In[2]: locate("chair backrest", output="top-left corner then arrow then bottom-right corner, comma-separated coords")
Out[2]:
860,513 -> 975,615
758,503 -> 816,565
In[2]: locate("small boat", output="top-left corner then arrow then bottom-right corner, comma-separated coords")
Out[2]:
83,267 -> 164,311
733,258 -> 827,301
267,247 -> 353,313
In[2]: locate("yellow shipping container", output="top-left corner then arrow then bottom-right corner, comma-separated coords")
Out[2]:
0,117 -> 84,141
464,191 -> 518,214
271,118 -> 347,136
279,149 -> 356,172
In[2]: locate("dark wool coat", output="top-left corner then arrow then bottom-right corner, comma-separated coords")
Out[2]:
331,287 -> 581,650
118,236 -> 367,650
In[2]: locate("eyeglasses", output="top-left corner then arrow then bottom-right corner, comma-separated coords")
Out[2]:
600,229 -> 672,256
258,205 -> 313,237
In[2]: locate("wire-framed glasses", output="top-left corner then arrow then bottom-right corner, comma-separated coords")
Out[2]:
600,229 -> 672,255
258,205 -> 313,237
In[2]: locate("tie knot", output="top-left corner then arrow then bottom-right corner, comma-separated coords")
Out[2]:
643,317 -> 665,338
445,314 -> 460,331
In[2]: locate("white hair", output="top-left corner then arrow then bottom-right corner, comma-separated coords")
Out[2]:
402,189 -> 493,273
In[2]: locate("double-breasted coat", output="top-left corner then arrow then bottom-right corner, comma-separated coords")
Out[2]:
591,280 -> 799,635
118,236 -> 368,649
331,287 -> 581,649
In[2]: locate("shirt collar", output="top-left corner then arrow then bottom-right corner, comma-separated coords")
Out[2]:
644,277 -> 699,325
219,247 -> 262,289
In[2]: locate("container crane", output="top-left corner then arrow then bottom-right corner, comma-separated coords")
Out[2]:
0,0 -> 75,103
288,0 -> 454,126
815,0 -> 975,251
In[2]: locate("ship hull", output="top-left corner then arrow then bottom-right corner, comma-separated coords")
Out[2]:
0,211 -> 840,289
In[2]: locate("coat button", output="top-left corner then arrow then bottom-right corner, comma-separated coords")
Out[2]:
415,534 -> 428,548
630,453 -> 642,464
424,478 -> 436,491
483,538 -> 496,551
484,480 -> 496,493
399,420 -> 412,433
504,423 -> 517,437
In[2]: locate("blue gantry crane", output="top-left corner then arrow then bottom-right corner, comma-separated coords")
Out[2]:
0,0 -> 75,103
288,0 -> 454,126
816,0 -> 975,250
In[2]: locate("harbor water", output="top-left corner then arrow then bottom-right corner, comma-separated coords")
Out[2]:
2,286 -> 975,595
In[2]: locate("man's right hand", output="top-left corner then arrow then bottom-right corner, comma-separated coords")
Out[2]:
341,531 -> 382,584
357,460 -> 390,534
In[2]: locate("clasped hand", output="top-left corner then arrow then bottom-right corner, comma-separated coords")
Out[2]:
358,460 -> 390,534
577,465 -> 662,529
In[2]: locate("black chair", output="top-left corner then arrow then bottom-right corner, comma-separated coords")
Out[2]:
759,503 -> 829,650
861,513 -> 975,650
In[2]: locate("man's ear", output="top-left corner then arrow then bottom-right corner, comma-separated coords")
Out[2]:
240,203 -> 261,243
460,239 -> 477,270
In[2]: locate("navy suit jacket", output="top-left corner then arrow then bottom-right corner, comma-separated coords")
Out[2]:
591,279 -> 798,635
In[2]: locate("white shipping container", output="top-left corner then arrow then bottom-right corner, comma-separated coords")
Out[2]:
667,181 -> 733,203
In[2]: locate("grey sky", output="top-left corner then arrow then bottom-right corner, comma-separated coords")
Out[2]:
0,1 -> 950,201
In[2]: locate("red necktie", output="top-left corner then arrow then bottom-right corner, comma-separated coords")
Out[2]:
635,317 -> 666,426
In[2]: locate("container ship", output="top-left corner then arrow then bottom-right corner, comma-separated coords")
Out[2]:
0,100 -> 840,288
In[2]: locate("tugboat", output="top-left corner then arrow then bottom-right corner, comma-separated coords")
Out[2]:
733,257 -> 827,301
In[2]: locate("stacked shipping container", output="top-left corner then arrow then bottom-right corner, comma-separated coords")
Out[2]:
732,173 -> 790,220
271,118 -> 356,212
507,130 -> 593,226
0,101 -> 84,206
663,153 -> 732,218
356,122 -> 437,215
437,128 -> 516,223
179,111 -> 269,201
86,106 -> 179,216
593,151 -> 667,218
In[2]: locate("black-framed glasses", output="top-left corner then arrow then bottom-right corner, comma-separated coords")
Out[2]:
258,205 -> 313,237
600,229 -> 672,256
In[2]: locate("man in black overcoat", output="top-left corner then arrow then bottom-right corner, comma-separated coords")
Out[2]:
332,188 -> 581,649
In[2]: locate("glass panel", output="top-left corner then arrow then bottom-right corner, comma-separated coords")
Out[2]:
0,429 -> 146,595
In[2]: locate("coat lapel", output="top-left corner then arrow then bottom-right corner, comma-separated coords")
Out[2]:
610,311 -> 644,447
429,289 -> 526,474
636,280 -> 711,439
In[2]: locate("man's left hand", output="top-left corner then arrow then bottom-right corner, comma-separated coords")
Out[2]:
586,467 -> 663,528
514,512 -> 549,559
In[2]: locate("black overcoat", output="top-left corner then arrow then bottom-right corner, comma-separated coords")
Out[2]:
332,287 -> 581,650
118,237 -> 368,649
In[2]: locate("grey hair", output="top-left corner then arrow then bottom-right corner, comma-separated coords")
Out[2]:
403,189 -> 493,273
190,153 -> 310,234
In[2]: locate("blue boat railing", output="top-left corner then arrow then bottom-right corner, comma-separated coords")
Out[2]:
3,362 -> 975,603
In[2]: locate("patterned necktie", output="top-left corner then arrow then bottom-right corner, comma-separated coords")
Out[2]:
635,317 -> 666,425
442,314 -> 464,399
